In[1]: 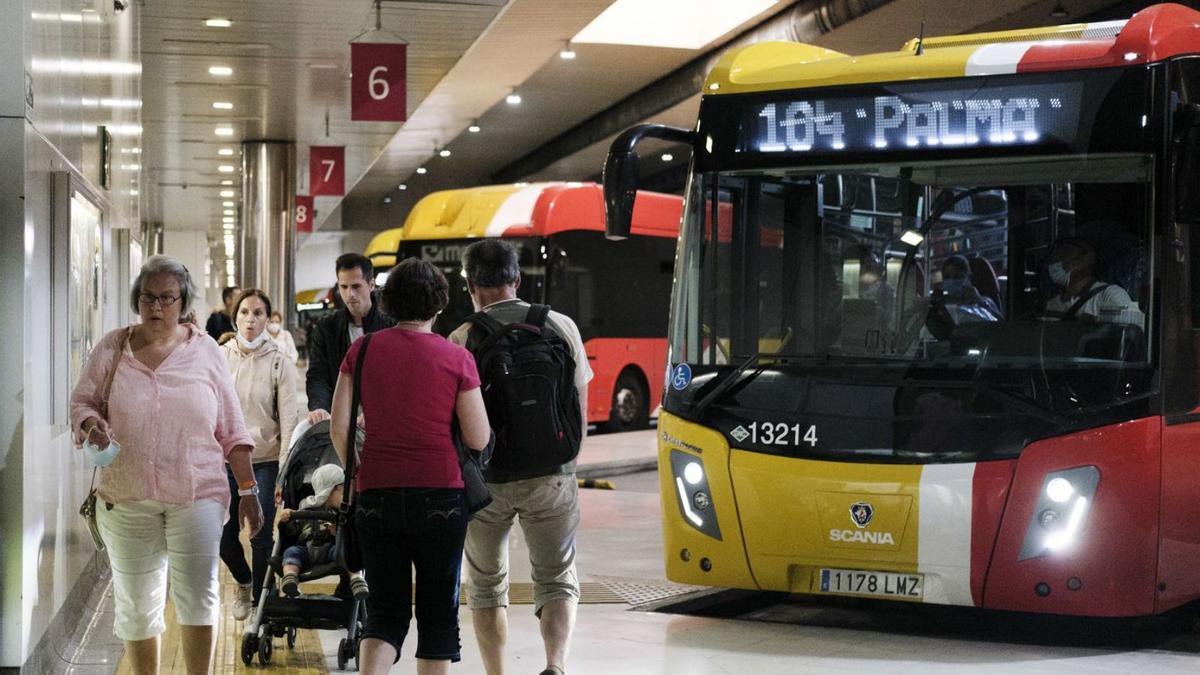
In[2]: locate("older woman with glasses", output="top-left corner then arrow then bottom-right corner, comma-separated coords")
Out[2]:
71,255 -> 263,674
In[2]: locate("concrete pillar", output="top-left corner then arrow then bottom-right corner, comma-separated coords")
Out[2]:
240,142 -> 296,324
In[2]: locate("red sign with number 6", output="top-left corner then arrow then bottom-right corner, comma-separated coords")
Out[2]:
351,42 -> 407,122
309,146 -> 344,196
295,195 -> 313,233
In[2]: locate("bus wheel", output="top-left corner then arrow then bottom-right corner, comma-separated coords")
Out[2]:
605,372 -> 649,433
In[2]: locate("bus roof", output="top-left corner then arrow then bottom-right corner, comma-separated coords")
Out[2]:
704,3 -> 1200,96
397,181 -> 681,242
365,228 -> 402,269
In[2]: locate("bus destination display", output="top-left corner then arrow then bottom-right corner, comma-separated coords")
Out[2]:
739,80 -> 1085,156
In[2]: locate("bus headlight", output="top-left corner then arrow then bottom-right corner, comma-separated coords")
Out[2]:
669,450 -> 722,541
1019,466 -> 1099,560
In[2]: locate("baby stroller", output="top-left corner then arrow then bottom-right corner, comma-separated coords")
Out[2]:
240,419 -> 365,670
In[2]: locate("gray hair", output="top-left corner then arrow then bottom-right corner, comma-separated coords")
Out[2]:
130,254 -> 198,318
463,239 -> 521,289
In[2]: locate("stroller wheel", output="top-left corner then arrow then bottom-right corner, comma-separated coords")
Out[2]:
259,631 -> 273,664
337,637 -> 352,671
240,634 -> 256,666
287,626 -> 297,649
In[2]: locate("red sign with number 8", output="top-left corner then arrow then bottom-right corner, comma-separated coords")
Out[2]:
309,146 -> 344,196
351,42 -> 407,122
295,195 -> 313,233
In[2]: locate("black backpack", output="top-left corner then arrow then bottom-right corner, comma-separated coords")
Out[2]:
464,304 -> 581,474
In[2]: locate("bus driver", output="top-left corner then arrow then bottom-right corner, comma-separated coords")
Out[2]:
1044,238 -> 1142,325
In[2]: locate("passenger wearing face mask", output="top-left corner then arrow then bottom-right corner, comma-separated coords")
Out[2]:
938,255 -> 1001,322
220,289 -> 302,621
1044,238 -> 1140,323
266,310 -> 299,364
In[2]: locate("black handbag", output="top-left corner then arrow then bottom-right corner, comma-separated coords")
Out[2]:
334,333 -> 372,574
453,422 -> 493,516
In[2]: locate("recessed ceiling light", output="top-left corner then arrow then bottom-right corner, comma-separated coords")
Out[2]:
467,124 -> 481,133
218,165 -> 236,173
572,0 -> 779,50
221,179 -> 233,186
560,48 -> 576,60
204,18 -> 232,28
223,222 -> 235,230
383,197 -> 392,204
130,189 -> 139,196
223,209 -> 234,216
416,167 -> 427,175
215,126 -> 234,136
661,153 -> 673,161
505,93 -> 521,105
439,149 -> 451,158
208,65 -> 233,77
222,201 -> 234,207
220,189 -> 235,197
223,217 -> 234,223
212,101 -> 233,110
398,184 -> 407,190
218,148 -> 235,156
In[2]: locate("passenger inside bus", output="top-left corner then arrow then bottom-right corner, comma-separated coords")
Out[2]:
926,255 -> 1002,340
1043,237 -> 1143,325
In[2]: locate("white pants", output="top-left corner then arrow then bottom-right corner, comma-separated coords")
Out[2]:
97,499 -> 225,641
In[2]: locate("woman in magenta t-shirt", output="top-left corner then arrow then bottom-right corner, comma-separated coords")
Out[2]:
330,258 -> 491,673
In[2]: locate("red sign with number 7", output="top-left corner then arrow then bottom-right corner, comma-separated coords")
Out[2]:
351,42 -> 407,122
309,146 -> 344,196
295,195 -> 313,233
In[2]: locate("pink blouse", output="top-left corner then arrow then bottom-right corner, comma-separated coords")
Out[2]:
70,324 -> 254,509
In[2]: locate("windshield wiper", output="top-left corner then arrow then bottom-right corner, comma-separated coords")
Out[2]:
690,354 -> 784,418
899,378 -> 1069,427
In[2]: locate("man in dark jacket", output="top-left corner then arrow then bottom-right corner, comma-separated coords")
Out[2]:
305,254 -> 394,424
205,285 -> 239,340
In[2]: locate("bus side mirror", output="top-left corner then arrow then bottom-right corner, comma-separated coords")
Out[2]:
603,124 -> 695,241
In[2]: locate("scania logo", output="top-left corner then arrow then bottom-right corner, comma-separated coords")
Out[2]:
849,501 -> 874,528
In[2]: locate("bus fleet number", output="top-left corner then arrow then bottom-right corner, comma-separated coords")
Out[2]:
749,422 -> 818,447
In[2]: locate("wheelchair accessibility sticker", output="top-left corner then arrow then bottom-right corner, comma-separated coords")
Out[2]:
671,363 -> 692,391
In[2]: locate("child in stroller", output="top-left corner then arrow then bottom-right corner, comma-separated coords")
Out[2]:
278,463 -> 368,600
240,419 -> 366,670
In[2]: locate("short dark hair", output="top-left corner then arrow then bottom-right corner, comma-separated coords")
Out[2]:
221,285 -> 240,303
942,255 -> 972,279
463,239 -> 520,289
336,252 -> 374,280
381,258 -> 448,322
232,288 -> 272,319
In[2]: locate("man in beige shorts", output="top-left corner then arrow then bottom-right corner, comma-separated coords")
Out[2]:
450,239 -> 592,675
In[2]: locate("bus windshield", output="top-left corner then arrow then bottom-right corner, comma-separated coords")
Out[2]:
671,154 -> 1156,424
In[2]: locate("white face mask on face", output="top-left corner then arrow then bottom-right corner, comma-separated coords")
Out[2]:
267,322 -> 281,335
1048,261 -> 1071,288
237,329 -> 269,350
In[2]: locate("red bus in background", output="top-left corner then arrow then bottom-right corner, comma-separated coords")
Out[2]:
375,182 -> 682,432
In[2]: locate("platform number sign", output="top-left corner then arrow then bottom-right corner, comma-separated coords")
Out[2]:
351,42 -> 407,122
309,146 -> 345,197
295,195 -> 313,233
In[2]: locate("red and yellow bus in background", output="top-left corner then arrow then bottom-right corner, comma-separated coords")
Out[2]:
606,4 -> 1200,617
366,182 -> 682,432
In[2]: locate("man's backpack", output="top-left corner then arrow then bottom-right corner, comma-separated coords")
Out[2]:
464,304 -> 581,475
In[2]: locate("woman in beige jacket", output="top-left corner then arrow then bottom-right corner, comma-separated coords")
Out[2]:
220,289 -> 302,620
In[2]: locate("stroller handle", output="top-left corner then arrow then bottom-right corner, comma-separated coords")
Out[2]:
287,508 -> 339,523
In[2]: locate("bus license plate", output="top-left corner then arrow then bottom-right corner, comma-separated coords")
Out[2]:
819,568 -> 924,599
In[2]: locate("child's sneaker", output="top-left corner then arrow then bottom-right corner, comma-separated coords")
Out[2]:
281,573 -> 300,598
232,583 -> 253,621
350,575 -> 369,601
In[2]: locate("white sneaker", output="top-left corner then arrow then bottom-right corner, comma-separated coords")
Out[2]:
232,583 -> 253,621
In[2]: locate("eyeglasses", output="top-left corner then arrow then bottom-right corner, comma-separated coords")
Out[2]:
138,293 -> 181,308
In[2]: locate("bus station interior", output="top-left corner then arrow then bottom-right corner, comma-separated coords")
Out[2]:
7,0 -> 1200,672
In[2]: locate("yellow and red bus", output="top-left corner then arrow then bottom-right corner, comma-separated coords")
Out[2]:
369,181 -> 683,432
606,4 -> 1200,617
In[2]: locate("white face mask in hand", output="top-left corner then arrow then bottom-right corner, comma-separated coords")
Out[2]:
84,432 -> 122,467
237,330 -> 269,350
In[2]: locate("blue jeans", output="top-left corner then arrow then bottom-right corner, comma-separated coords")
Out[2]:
356,488 -> 467,662
219,462 -> 278,599
282,543 -> 334,570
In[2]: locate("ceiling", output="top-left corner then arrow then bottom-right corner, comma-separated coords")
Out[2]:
139,0 -> 1143,254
